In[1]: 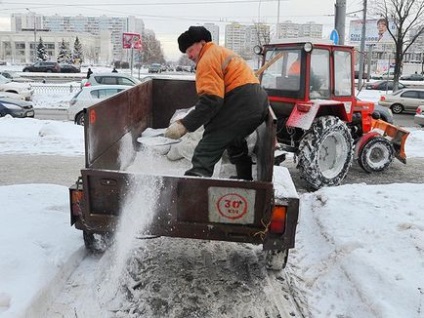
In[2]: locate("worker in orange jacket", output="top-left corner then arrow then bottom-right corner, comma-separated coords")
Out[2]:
288,56 -> 300,75
164,26 -> 269,180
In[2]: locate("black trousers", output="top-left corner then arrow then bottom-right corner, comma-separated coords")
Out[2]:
185,84 -> 268,177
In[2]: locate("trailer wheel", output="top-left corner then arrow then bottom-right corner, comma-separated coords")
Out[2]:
358,136 -> 394,173
75,112 -> 85,126
266,249 -> 288,271
297,116 -> 353,190
83,231 -> 113,253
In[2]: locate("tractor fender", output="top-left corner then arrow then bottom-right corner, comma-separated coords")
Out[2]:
354,131 -> 381,159
286,99 -> 348,130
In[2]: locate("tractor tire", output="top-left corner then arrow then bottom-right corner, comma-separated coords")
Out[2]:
297,116 -> 353,190
358,136 -> 394,173
83,231 -> 114,254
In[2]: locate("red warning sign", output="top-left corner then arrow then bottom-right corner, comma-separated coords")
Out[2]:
216,193 -> 248,220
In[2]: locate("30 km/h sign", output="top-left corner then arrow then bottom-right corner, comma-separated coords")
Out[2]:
208,187 -> 256,224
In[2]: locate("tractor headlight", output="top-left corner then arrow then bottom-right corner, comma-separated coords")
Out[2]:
303,42 -> 313,53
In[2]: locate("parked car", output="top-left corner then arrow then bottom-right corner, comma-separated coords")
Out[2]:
0,97 -> 34,118
0,92 -> 25,100
371,70 -> 395,80
354,70 -> 369,79
378,88 -> 424,114
59,63 -> 81,73
83,72 -> 141,87
357,97 -> 394,124
400,73 -> 424,81
68,85 -> 131,125
414,105 -> 424,127
22,61 -> 61,73
365,80 -> 406,91
0,71 -> 33,83
148,63 -> 162,73
0,75 -> 34,101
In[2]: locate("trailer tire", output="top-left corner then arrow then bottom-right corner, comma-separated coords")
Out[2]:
358,136 -> 394,173
266,249 -> 288,271
83,231 -> 113,253
297,116 -> 353,190
75,112 -> 85,126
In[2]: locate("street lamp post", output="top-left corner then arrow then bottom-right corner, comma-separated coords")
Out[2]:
26,8 -> 37,62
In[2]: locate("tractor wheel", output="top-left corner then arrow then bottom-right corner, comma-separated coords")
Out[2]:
358,136 -> 394,173
83,231 -> 114,254
265,249 -> 288,271
297,116 -> 353,190
391,103 -> 403,114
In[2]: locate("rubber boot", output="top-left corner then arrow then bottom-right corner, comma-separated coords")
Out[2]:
235,162 -> 253,181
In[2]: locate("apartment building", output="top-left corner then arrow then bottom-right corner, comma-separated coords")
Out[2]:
10,13 -> 144,63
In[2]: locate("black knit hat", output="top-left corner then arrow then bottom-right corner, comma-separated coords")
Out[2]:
178,26 -> 212,53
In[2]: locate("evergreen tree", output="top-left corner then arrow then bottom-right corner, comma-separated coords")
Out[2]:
72,37 -> 83,65
57,39 -> 70,63
36,37 -> 47,61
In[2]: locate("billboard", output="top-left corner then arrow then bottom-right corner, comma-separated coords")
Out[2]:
122,32 -> 142,49
349,18 -> 396,44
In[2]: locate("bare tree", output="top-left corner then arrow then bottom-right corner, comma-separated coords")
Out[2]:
373,0 -> 424,89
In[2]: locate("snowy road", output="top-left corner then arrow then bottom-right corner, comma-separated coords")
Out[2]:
40,238 -> 303,318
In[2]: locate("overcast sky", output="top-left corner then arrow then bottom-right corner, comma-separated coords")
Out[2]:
0,0 -> 364,60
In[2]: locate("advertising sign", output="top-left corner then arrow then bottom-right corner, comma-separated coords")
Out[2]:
122,32 -> 142,49
349,18 -> 395,44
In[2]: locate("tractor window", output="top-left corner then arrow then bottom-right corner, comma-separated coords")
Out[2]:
261,49 -> 301,91
310,49 -> 330,99
334,51 -> 352,96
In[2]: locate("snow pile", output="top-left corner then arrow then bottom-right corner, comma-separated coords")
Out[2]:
0,117 -> 84,156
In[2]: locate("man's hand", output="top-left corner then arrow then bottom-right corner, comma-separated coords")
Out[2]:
165,121 -> 187,139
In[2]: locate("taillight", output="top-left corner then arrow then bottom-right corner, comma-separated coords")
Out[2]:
71,189 -> 84,217
269,206 -> 287,233
380,96 -> 386,101
84,82 -> 91,87
417,107 -> 423,115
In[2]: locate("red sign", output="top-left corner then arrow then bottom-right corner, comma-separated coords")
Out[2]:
122,32 -> 142,50
216,193 -> 248,220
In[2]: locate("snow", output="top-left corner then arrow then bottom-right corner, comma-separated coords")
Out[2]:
1,88 -> 424,317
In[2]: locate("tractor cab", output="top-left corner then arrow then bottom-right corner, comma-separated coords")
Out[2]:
257,41 -> 358,123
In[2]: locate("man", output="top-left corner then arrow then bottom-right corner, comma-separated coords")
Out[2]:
164,26 -> 269,180
377,18 -> 388,42
288,55 -> 301,75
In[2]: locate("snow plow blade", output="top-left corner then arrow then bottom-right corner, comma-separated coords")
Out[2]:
372,119 -> 409,163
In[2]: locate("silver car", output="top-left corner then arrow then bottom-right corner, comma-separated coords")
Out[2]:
414,105 -> 424,127
68,85 -> 130,125
378,88 -> 424,114
83,72 -> 141,87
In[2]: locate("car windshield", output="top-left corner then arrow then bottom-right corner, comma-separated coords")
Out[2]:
0,75 -> 11,83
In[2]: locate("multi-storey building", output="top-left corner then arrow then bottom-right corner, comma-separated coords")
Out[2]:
275,20 -> 323,39
225,22 -> 270,59
204,23 -> 220,44
0,30 -> 108,65
10,13 -> 144,63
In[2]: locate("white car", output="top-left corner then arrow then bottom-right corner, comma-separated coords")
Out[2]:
414,105 -> 424,127
0,74 -> 34,101
68,85 -> 130,125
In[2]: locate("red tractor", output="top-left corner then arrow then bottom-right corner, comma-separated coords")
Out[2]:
254,41 -> 409,190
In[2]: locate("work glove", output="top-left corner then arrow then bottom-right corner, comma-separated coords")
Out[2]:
164,121 -> 187,139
